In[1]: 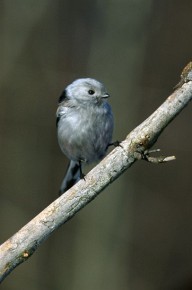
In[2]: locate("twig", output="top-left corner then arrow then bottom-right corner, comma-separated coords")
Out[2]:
136,148 -> 176,163
0,64 -> 192,283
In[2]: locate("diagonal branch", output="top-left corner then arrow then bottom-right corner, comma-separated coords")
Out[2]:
0,69 -> 192,283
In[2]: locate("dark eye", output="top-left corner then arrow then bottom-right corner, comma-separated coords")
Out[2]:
88,89 -> 95,95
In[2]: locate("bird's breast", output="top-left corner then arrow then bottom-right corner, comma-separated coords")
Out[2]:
57,105 -> 113,162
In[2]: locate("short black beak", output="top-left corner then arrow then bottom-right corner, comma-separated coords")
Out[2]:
102,93 -> 110,99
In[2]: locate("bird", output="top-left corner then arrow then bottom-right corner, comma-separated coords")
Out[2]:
56,78 -> 114,194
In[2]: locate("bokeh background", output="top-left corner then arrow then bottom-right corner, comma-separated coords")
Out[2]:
1,1 -> 192,289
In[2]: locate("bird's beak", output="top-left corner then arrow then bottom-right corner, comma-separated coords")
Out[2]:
102,93 -> 110,99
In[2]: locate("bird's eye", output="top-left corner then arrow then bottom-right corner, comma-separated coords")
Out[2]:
88,89 -> 95,95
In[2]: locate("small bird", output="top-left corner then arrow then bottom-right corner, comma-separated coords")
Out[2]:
56,78 -> 114,194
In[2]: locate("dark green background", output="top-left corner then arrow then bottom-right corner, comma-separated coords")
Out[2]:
1,1 -> 192,289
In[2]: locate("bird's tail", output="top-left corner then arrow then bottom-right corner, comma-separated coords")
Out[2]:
59,160 -> 81,195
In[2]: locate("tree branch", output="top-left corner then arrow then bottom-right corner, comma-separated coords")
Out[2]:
0,68 -> 192,283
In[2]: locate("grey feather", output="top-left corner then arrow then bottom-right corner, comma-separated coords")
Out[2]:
56,78 -> 114,194
59,160 -> 81,194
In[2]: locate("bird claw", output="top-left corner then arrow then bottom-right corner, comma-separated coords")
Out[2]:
107,140 -> 122,149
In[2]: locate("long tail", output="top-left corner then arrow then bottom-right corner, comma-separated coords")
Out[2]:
59,160 -> 81,195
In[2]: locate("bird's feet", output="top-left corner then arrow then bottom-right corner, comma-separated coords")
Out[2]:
107,140 -> 122,149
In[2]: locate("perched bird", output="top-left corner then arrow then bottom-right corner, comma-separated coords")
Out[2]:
56,78 -> 114,194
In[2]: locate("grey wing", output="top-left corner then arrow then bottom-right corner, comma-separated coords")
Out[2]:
56,115 -> 60,127
56,105 -> 69,127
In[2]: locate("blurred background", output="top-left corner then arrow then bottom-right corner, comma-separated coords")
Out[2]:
1,1 -> 192,289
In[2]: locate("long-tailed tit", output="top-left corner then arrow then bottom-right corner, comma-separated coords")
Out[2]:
56,78 -> 114,194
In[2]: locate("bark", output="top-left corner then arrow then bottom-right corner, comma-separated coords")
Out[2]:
0,71 -> 192,283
